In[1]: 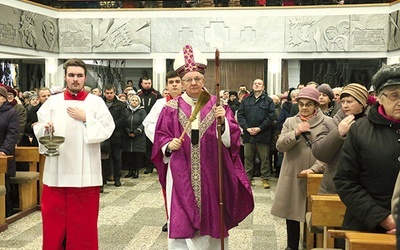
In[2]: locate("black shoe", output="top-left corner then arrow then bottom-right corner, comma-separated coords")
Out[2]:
144,168 -> 153,174
132,171 -> 139,179
162,223 -> 168,232
253,171 -> 261,177
125,171 -> 133,178
114,180 -> 121,187
100,186 -> 104,193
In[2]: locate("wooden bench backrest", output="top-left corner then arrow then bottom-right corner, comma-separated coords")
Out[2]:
298,173 -> 323,211
14,147 -> 39,163
311,194 -> 346,227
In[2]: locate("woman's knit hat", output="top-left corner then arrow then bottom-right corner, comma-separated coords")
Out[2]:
372,63 -> 400,93
29,93 -> 39,101
295,86 -> 320,105
129,94 -> 141,104
340,83 -> 368,106
0,86 -> 7,99
317,83 -> 334,101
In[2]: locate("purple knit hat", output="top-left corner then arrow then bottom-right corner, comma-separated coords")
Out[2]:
295,86 -> 320,105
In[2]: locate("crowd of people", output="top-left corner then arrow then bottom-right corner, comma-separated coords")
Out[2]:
2,49 -> 400,249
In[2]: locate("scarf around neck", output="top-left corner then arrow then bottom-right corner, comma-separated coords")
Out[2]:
299,109 -> 318,122
378,105 -> 400,123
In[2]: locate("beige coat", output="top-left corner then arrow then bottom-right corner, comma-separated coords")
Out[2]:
392,172 -> 400,223
271,109 -> 331,222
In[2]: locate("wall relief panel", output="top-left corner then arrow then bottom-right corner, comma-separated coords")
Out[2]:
0,4 -> 58,52
349,14 -> 387,52
388,10 -> 400,51
59,18 -> 151,53
285,14 -> 387,52
151,16 -> 285,53
285,15 -> 350,52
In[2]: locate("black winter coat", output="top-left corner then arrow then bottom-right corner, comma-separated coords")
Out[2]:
276,101 -> 293,131
104,97 -> 127,144
122,107 -> 147,153
137,88 -> 162,114
0,101 -> 19,177
237,91 -> 276,144
334,103 -> 400,233
24,103 -> 41,146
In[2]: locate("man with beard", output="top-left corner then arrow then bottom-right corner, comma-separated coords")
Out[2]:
34,58 -> 114,249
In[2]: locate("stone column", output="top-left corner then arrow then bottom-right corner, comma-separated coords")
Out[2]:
153,57 -> 166,92
45,58 -> 59,88
267,58 -> 282,95
387,57 -> 400,65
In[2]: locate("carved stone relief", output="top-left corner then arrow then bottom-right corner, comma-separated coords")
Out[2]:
285,16 -> 350,52
59,19 -> 93,53
388,10 -> 400,51
0,4 -> 58,52
350,14 -> 387,52
59,18 -> 151,53
285,15 -> 387,52
151,16 -> 285,53
0,3 -> 391,54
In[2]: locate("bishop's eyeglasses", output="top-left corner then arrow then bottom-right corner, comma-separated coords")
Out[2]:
182,77 -> 204,83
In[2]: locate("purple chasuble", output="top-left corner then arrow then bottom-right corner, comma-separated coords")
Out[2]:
152,95 -> 254,239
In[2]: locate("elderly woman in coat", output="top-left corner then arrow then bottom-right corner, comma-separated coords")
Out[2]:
122,95 -> 147,178
270,86 -> 330,250
0,86 -> 19,216
335,63 -> 400,235
310,83 -> 369,194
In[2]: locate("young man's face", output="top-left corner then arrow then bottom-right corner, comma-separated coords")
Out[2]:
65,66 -> 86,94
141,79 -> 152,90
166,76 -> 182,98
105,88 -> 116,102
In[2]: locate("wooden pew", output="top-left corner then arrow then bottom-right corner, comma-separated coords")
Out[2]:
6,147 -> 41,224
310,194 -> 346,248
298,173 -> 323,249
0,156 -> 12,233
14,147 -> 45,200
328,230 -> 396,250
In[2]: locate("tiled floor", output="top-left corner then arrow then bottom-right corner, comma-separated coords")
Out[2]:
0,171 -> 286,249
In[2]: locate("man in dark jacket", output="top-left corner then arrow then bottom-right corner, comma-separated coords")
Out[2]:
137,76 -> 162,174
237,79 -> 276,189
24,87 -> 51,146
103,84 -> 127,187
334,63 -> 400,235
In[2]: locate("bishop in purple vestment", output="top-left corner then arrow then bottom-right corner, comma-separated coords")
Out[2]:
151,45 -> 254,248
